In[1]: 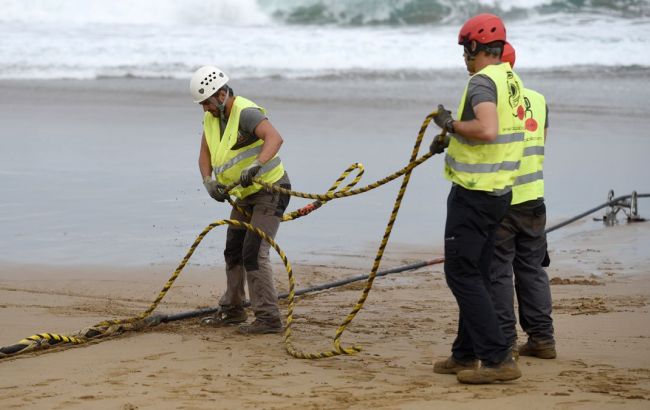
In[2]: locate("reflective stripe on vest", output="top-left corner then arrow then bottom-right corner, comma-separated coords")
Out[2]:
514,170 -> 543,186
445,156 -> 520,173
511,88 -> 546,205
444,63 -> 526,193
523,145 -> 544,156
453,131 -> 524,146
213,146 -> 262,175
203,96 -> 285,199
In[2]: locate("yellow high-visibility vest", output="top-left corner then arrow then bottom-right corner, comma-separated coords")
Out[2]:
444,63 -> 526,194
511,88 -> 546,204
203,96 -> 285,199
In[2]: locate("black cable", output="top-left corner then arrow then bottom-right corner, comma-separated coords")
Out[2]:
545,193 -> 649,234
162,193 -> 649,324
161,258 -> 444,323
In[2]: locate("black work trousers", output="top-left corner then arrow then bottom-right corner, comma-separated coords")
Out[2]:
444,184 -> 511,365
490,198 -> 555,345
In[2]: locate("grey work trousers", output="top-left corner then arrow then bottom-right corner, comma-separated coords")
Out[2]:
490,198 -> 555,345
219,173 -> 291,322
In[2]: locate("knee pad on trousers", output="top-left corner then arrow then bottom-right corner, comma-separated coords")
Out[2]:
224,228 -> 246,268
275,183 -> 292,217
242,233 -> 263,272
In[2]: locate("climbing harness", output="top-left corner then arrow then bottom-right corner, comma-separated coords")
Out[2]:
1,110 -> 441,360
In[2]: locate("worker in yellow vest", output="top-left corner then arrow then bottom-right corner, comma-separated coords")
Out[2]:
190,66 -> 291,334
430,14 -> 524,384
491,43 -> 556,359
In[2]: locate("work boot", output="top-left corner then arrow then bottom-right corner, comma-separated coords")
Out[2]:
200,306 -> 247,327
433,356 -> 479,374
237,318 -> 283,335
511,342 -> 520,361
519,338 -> 557,359
456,354 -> 522,384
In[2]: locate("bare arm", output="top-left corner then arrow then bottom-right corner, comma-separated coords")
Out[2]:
253,119 -> 283,164
199,132 -> 212,179
452,101 -> 499,142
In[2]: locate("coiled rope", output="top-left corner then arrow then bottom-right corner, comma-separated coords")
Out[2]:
0,110 -> 440,360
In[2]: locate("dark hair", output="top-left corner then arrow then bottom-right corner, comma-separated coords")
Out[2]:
482,40 -> 504,58
463,40 -> 504,58
218,84 -> 234,96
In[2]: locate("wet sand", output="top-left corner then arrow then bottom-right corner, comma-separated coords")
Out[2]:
1,73 -> 650,408
1,71 -> 649,267
1,223 -> 649,409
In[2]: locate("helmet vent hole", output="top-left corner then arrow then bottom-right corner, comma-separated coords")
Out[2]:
491,27 -> 496,32
478,29 -> 484,34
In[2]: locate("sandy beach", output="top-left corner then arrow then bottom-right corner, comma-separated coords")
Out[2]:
0,223 -> 649,409
1,72 -> 649,409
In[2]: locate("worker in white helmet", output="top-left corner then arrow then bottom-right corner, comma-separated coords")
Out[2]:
191,66 -> 290,334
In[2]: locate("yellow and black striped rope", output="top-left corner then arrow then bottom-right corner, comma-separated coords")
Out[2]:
1,110 -> 441,360
224,154 -> 432,204
226,162 -> 367,222
280,111 -> 440,358
329,113 -> 441,356
24,333 -> 84,346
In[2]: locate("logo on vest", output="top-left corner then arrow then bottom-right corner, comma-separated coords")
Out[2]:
523,96 -> 538,132
506,71 -> 524,120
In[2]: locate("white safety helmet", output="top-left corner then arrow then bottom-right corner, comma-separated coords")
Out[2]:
190,65 -> 229,103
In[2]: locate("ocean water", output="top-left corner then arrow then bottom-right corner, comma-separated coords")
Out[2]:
1,0 -> 649,80
1,0 -> 650,268
1,72 -> 649,268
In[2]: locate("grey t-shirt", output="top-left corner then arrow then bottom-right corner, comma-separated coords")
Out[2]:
544,105 -> 549,129
461,74 -> 497,121
220,106 -> 268,149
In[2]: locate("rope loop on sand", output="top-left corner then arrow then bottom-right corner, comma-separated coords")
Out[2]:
0,110 -> 441,360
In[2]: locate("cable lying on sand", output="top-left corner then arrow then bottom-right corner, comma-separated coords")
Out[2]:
0,110 -> 441,360
102,188 -> 648,330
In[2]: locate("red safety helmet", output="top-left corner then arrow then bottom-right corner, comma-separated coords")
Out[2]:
502,41 -> 516,68
458,13 -> 506,45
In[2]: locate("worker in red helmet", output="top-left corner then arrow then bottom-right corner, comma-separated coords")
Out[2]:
429,13 -> 525,384
491,42 -> 556,360
501,41 -> 516,68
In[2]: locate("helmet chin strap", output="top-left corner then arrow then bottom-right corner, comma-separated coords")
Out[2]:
217,86 -> 230,120
218,87 -> 230,119
464,40 -> 479,60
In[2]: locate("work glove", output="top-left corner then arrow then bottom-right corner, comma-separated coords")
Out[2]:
203,176 -> 229,202
240,160 -> 262,188
429,133 -> 450,155
433,104 -> 455,133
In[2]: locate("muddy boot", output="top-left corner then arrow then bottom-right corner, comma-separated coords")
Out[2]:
456,354 -> 522,384
200,306 -> 247,327
519,338 -> 556,359
511,342 -> 520,361
433,356 -> 479,374
237,318 -> 283,335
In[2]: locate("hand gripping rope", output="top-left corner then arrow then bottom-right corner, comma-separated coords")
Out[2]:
0,110 -> 441,360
